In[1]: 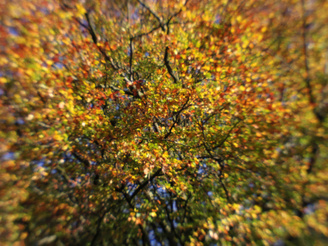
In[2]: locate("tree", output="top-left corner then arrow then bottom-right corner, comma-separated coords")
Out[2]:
1,0 -> 327,245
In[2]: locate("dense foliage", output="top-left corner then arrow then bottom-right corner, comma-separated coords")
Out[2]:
1,0 -> 328,245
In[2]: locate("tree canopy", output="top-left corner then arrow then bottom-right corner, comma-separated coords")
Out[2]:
1,0 -> 328,245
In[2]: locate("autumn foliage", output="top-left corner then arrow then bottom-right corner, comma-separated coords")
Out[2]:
1,0 -> 328,245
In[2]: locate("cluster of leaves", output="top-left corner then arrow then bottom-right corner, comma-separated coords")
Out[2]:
0,0 -> 327,245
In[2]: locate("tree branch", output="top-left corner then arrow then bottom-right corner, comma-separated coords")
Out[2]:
301,0 -> 315,107
130,168 -> 162,201
84,13 -> 119,71
164,47 -> 179,84
129,37 -> 133,81
72,151 -> 90,168
137,0 -> 165,31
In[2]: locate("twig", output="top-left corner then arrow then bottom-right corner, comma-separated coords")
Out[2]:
212,119 -> 241,151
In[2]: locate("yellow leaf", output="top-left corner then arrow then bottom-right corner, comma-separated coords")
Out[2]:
233,142 -> 239,148
76,3 -> 86,16
0,77 -> 8,84
149,212 -> 157,217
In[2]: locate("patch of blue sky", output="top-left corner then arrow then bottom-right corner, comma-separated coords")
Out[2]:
9,27 -> 19,36
16,118 -> 25,125
1,152 -> 16,161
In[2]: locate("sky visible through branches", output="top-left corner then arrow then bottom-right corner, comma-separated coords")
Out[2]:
0,0 -> 328,245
